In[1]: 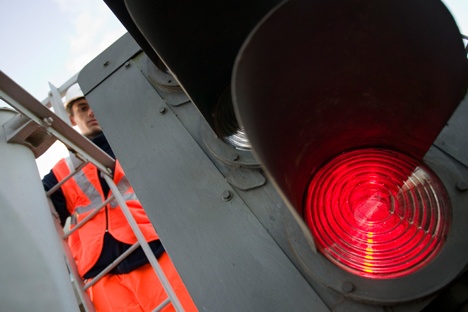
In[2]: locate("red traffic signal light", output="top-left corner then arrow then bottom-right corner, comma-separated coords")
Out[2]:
233,0 -> 468,304
304,148 -> 450,279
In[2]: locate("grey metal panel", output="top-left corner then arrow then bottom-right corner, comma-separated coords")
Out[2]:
0,109 -> 81,312
0,197 -> 77,312
80,58 -> 329,311
78,32 -> 141,96
134,53 -> 382,310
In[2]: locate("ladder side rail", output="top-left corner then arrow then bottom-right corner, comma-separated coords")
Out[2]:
42,73 -> 79,108
47,197 -> 96,312
104,174 -> 183,312
43,157 -> 103,310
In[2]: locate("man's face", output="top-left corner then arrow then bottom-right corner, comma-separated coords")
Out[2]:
69,98 -> 102,138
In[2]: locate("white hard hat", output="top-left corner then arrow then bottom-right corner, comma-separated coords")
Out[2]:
64,83 -> 85,111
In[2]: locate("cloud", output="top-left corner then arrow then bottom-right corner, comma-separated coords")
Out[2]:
53,0 -> 126,75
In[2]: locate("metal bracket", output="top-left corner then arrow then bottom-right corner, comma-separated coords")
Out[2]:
201,121 -> 260,169
140,55 -> 191,107
226,167 -> 265,191
3,111 -> 56,158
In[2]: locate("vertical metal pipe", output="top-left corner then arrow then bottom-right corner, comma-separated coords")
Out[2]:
0,108 -> 80,311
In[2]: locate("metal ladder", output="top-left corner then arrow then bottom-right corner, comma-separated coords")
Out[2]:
0,70 -> 184,312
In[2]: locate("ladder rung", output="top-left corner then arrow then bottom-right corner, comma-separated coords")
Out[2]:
63,195 -> 114,239
46,160 -> 88,196
153,297 -> 171,312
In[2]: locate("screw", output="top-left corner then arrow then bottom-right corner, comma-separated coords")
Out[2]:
222,190 -> 233,202
456,180 -> 468,192
103,61 -> 110,67
159,107 -> 167,114
341,281 -> 354,293
42,117 -> 54,126
230,153 -> 239,161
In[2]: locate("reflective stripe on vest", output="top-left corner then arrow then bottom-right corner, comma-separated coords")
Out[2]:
109,174 -> 138,208
65,157 -> 138,214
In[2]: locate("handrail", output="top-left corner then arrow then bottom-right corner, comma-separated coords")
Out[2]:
0,70 -> 115,173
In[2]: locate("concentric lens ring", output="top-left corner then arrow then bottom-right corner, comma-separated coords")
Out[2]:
304,148 -> 450,279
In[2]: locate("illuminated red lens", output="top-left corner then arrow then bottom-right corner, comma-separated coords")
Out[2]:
304,148 -> 450,279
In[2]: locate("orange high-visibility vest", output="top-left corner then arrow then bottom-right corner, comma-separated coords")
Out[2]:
52,156 -> 158,277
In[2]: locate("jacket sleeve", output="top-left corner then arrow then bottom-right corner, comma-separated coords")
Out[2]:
42,169 -> 70,226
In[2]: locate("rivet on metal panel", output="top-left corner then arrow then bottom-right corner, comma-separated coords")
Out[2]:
230,153 -> 239,161
125,62 -> 131,68
341,281 -> 354,293
222,190 -> 233,202
159,107 -> 167,115
103,61 -> 110,67
456,181 -> 468,192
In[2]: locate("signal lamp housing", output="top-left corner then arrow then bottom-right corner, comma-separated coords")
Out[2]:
232,0 -> 468,304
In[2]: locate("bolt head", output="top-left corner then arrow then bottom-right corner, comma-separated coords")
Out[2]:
222,190 -> 233,201
456,180 -> 468,192
341,281 -> 354,293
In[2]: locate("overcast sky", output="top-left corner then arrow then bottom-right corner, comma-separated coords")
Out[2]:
1,0 -> 467,177
0,0 -> 127,177
1,0 -> 126,100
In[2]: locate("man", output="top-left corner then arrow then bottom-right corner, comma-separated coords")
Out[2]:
43,84 -> 196,312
